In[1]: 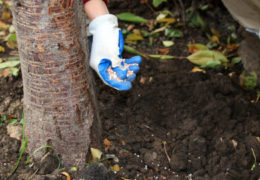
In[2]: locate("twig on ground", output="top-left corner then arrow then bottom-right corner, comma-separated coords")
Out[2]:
162,141 -> 171,163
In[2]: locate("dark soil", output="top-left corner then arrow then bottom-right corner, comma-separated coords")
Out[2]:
0,0 -> 260,180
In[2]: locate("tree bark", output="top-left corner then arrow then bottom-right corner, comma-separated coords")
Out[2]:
11,0 -> 100,168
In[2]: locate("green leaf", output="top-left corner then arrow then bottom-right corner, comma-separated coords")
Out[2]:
149,37 -> 153,46
117,13 -> 148,23
20,116 -> 24,126
0,60 -> 20,69
162,40 -> 174,47
231,57 -> 242,64
149,54 -> 175,60
124,45 -> 146,57
8,67 -> 19,77
201,60 -> 222,68
160,10 -> 174,16
9,119 -> 18,124
1,116 -> 6,121
153,0 -> 167,8
165,28 -> 183,38
188,43 -> 209,51
69,167 -> 78,172
190,12 -> 207,32
199,4 -> 209,11
25,145 -> 61,169
5,33 -> 17,42
206,41 -> 219,49
187,50 -> 228,67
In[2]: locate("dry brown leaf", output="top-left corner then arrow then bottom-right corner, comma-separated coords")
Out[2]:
140,76 -> 146,84
1,11 -> 11,20
6,40 -> 17,49
140,0 -> 148,3
127,24 -> 135,31
191,67 -> 206,73
156,48 -> 170,55
104,138 -> 112,151
2,67 -> 12,77
121,140 -> 126,146
226,43 -> 239,52
0,20 -> 10,30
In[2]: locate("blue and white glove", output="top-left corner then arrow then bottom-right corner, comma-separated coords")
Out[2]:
89,14 -> 142,91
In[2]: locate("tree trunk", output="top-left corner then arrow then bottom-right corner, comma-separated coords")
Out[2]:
11,0 -> 100,168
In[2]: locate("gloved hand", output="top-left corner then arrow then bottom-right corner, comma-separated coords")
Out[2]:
89,14 -> 142,91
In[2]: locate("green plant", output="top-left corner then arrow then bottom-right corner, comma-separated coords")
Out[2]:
153,0 -> 167,8
25,145 -> 61,169
239,71 -> 257,91
11,117 -> 27,174
0,116 -> 6,126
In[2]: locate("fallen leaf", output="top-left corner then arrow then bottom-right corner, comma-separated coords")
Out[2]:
256,137 -> 260,143
0,60 -> 20,69
188,43 -> 208,54
121,140 -> 126,145
127,24 -> 135,31
110,164 -> 120,172
117,12 -> 148,23
156,48 -> 170,55
151,26 -> 167,35
210,35 -> 220,44
6,40 -> 17,49
162,40 -> 174,47
231,56 -> 242,64
226,43 -> 239,52
1,11 -> 11,20
211,28 -> 220,38
187,50 -> 228,67
156,13 -> 167,21
2,67 -> 12,77
90,148 -> 102,162
157,18 -> 176,24
0,20 -> 10,30
165,28 -> 183,38
153,0 -> 167,8
126,29 -> 144,42
191,67 -> 206,73
0,46 -> 5,52
140,77 -> 146,84
104,138 -> 112,151
149,77 -> 153,82
61,172 -> 71,180
140,0 -> 148,3
69,167 -> 78,172
231,139 -> 238,149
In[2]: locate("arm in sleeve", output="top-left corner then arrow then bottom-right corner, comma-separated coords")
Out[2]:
83,0 -> 108,5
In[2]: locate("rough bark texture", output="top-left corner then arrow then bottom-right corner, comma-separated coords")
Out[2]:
11,0 -> 100,168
